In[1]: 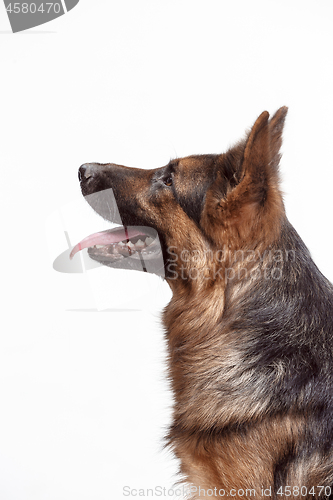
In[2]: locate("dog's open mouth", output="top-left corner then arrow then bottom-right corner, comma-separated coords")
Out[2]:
70,226 -> 161,265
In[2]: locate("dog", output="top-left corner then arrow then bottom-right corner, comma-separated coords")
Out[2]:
71,107 -> 333,499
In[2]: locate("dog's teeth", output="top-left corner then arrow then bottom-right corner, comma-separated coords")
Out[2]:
118,241 -> 125,247
127,241 -> 135,249
95,245 -> 104,249
145,237 -> 154,245
135,239 -> 145,249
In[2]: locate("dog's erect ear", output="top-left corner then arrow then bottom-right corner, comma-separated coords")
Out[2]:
265,105 -> 288,172
231,106 -> 288,203
202,107 -> 288,247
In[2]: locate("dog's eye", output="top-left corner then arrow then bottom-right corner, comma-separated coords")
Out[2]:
164,176 -> 173,187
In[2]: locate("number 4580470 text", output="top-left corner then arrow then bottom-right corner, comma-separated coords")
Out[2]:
6,3 -> 61,14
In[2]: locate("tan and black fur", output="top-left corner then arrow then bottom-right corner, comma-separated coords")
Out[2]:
75,108 -> 333,499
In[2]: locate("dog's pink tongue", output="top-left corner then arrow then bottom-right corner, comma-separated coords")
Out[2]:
69,227 -> 144,260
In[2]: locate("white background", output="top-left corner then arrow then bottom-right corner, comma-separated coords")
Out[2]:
1,1 -> 333,499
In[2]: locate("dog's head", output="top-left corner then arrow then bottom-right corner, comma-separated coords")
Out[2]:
71,107 -> 288,286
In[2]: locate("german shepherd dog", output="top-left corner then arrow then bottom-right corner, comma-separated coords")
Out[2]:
71,107 -> 333,499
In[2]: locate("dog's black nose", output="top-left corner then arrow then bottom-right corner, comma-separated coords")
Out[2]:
78,163 -> 95,181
